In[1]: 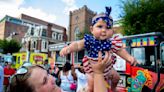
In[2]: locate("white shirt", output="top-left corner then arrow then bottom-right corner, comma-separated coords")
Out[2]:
75,69 -> 88,92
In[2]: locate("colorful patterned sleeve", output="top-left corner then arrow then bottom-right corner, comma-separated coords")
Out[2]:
111,35 -> 123,52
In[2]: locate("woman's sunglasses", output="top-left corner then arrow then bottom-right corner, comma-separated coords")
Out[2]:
10,63 -> 45,84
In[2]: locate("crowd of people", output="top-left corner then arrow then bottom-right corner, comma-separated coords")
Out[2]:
0,51 -> 112,92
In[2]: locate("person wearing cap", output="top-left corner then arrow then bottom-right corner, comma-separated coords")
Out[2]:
3,62 -> 15,92
60,6 -> 139,91
43,59 -> 50,71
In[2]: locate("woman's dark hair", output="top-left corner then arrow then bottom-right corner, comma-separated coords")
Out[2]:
62,62 -> 72,72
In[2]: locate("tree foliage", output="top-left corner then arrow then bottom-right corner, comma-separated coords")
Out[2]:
0,39 -> 22,54
121,0 -> 164,35
77,27 -> 92,39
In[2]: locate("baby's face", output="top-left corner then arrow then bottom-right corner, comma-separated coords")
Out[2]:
90,19 -> 113,40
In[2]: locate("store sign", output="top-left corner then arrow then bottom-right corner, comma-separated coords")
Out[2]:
33,55 -> 43,61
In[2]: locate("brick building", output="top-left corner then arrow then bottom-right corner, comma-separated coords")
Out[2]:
68,5 -> 96,41
67,5 -> 96,63
0,14 -> 67,55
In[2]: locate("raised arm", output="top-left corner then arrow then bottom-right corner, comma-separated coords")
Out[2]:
116,48 -> 138,66
60,39 -> 85,56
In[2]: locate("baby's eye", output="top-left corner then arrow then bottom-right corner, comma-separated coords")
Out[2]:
97,25 -> 103,28
106,26 -> 112,29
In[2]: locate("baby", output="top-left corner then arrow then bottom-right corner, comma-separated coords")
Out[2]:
60,7 -> 138,92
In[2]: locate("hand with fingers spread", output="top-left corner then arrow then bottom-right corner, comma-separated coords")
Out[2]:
91,51 -> 110,74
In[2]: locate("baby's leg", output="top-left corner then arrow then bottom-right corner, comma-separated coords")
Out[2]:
108,68 -> 120,92
86,73 -> 94,92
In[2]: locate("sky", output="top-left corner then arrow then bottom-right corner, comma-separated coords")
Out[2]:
0,0 -> 123,28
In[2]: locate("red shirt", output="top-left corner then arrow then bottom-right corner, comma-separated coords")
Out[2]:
3,67 -> 15,85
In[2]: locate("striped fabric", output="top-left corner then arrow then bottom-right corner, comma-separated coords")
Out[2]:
83,35 -> 122,80
82,53 -> 117,80
111,35 -> 123,53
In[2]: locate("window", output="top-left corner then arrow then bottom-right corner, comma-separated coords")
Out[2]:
30,27 -> 34,35
34,28 -> 40,36
74,27 -> 80,41
45,41 -> 47,49
42,29 -> 47,37
56,51 -> 66,63
89,17 -> 92,24
41,40 -> 48,50
131,48 -> 145,65
9,17 -> 22,24
75,16 -> 79,23
58,34 -> 63,41
32,40 -> 37,49
52,32 -> 57,40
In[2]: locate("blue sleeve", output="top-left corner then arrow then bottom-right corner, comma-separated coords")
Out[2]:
84,34 -> 90,51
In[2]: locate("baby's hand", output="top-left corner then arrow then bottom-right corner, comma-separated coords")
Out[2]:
59,47 -> 70,57
131,57 -> 140,66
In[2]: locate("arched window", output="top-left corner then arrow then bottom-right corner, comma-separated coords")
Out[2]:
52,32 -> 57,40
74,27 -> 80,41
31,40 -> 37,49
41,40 -> 48,51
42,29 -> 47,37
30,27 -> 34,35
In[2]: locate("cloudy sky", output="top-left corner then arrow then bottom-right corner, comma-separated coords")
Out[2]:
0,0 -> 122,28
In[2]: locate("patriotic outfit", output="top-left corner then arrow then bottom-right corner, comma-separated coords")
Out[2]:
83,34 -> 122,79
82,7 -> 123,80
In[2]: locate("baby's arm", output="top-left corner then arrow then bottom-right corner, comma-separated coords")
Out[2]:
59,39 -> 85,56
116,48 -> 138,66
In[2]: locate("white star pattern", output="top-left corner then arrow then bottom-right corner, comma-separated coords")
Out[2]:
84,34 -> 122,58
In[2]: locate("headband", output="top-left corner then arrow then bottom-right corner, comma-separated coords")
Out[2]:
92,7 -> 113,27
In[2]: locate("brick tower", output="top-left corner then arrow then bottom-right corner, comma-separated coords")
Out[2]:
68,5 -> 96,41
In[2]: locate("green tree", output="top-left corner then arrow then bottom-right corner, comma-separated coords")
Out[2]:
77,27 -> 92,39
121,0 -> 164,35
0,39 -> 22,54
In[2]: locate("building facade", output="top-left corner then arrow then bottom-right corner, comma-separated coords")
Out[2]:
0,14 -> 67,56
68,5 -> 96,41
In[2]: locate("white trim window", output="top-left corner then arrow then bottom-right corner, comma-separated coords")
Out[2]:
41,40 -> 48,52
52,32 -> 57,40
74,27 -> 80,41
58,34 -> 63,41
42,29 -> 47,37
31,40 -> 37,50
